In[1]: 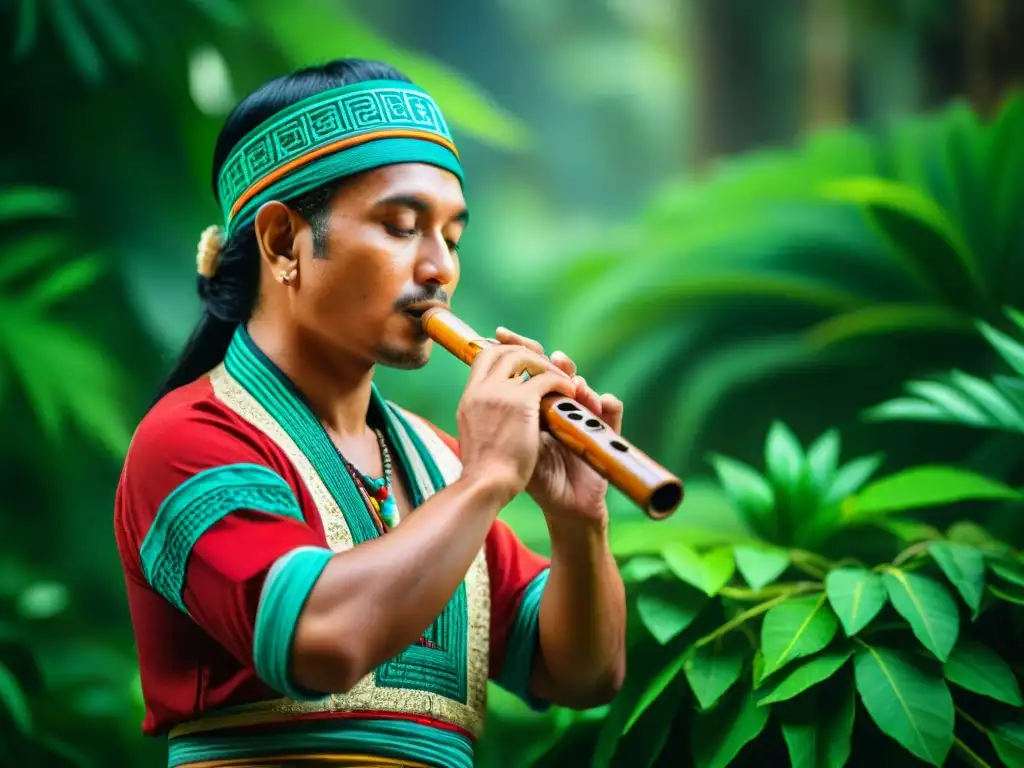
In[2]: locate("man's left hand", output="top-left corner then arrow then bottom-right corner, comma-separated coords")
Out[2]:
494,327 -> 622,524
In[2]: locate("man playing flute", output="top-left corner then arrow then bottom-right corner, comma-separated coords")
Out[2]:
114,57 -> 626,768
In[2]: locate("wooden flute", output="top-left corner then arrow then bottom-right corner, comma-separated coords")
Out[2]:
421,307 -> 684,519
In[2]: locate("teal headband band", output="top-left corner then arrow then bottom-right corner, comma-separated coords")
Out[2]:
216,79 -> 464,237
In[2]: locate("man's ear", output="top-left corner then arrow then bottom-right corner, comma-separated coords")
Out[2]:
253,201 -> 302,272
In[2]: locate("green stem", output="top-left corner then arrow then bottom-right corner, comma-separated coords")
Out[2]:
789,549 -> 833,578
789,559 -> 827,579
719,582 -> 823,601
954,737 -> 994,768
957,706 -> 991,737
694,584 -> 819,649
892,541 -> 931,568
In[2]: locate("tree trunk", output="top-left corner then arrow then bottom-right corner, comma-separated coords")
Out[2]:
803,0 -> 849,132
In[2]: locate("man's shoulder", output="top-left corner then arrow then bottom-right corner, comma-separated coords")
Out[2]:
124,376 -> 265,470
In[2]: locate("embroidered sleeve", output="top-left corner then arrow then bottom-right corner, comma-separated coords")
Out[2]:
118,404 -> 327,698
420,420 -> 552,710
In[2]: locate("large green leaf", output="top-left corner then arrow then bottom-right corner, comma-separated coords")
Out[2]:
978,319 -> 1024,377
690,687 -> 770,768
620,646 -> 689,736
756,647 -> 852,705
883,569 -> 960,662
765,420 -> 804,493
0,187 -> 73,223
821,177 -> 983,305
866,369 -> 1024,432
805,304 -> 971,351
944,638 -> 1022,706
990,560 -> 1024,589
847,466 -> 1020,521
635,579 -> 706,644
853,642 -> 955,766
777,680 -> 856,768
825,568 -> 887,637
683,633 -> 746,711
927,541 -> 986,616
990,582 -> 1024,606
733,545 -> 790,591
0,660 -> 32,734
946,520 -> 1013,555
706,454 -> 775,534
760,594 -> 839,677
11,0 -> 241,81
662,544 -> 735,597
805,429 -> 840,493
988,718 -> 1024,768
825,453 -> 884,505
0,310 -> 133,456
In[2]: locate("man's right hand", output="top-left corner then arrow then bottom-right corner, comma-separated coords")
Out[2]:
455,345 -> 576,504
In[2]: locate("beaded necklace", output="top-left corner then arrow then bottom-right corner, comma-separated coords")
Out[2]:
338,428 -> 399,530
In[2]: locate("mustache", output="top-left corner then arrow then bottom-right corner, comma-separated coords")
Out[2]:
393,287 -> 449,312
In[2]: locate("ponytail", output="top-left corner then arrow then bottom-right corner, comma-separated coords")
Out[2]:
151,228 -> 260,404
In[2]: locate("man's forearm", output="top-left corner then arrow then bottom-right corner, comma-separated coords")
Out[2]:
291,472 -> 509,692
533,514 -> 627,708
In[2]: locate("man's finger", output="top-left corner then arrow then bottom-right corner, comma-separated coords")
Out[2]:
599,393 -> 624,433
550,350 -> 577,378
490,348 -> 568,382
495,326 -> 544,355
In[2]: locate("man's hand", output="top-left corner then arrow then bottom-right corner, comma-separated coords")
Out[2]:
493,326 -> 623,524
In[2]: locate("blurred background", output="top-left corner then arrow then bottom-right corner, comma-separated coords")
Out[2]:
2,0 -> 1024,766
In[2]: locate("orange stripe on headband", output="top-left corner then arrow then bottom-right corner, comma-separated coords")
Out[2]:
228,128 -> 460,221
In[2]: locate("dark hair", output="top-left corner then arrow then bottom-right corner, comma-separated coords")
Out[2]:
152,58 -> 412,402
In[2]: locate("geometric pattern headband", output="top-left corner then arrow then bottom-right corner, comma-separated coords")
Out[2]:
215,79 -> 464,239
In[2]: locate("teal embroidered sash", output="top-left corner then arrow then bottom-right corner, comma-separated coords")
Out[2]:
222,327 -> 471,704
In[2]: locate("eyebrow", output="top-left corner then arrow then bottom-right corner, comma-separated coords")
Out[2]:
376,193 -> 469,225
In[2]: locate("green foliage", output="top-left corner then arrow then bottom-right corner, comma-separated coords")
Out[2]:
245,0 -> 532,152
869,305 -> 1024,435
708,421 -> 884,548
3,4 -> 1024,767
0,186 -> 132,455
573,420 -> 1024,768
550,93 -> 1024,474
9,0 -> 245,81
0,558 -> 150,767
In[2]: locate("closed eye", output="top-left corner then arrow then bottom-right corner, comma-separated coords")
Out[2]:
384,223 -> 416,238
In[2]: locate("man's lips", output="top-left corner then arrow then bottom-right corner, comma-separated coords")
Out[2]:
400,301 -> 448,320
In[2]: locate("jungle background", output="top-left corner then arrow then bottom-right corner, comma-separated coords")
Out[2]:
3,0 -> 1024,766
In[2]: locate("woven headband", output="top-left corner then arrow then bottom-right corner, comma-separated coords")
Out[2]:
215,79 -> 463,238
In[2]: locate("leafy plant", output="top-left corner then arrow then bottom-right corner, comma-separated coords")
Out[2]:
707,421 -> 885,550
868,305 -> 1024,437
549,94 -> 1024,475
571,422 -> 1024,768
0,186 -> 132,456
0,554 -> 150,767
8,0 -> 246,81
